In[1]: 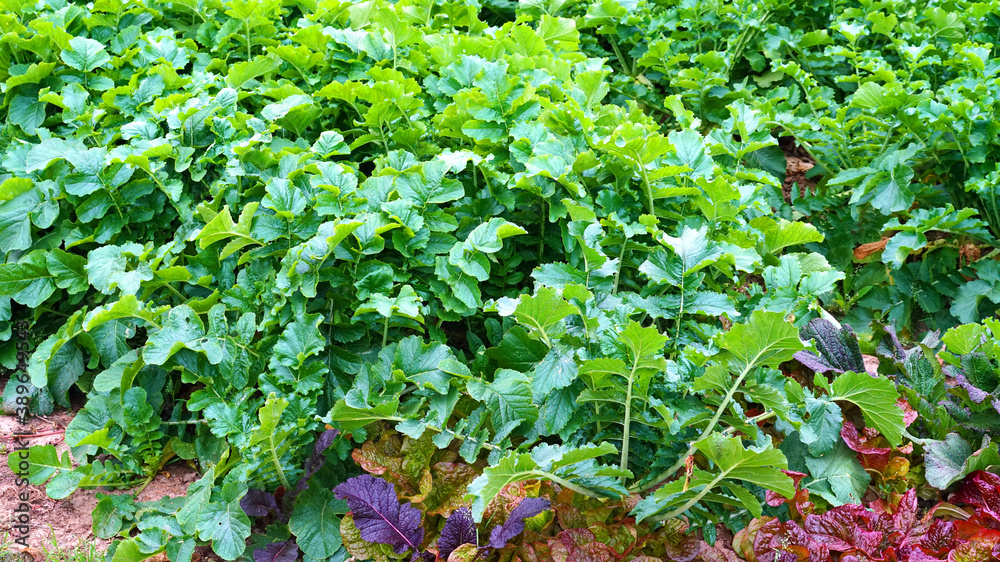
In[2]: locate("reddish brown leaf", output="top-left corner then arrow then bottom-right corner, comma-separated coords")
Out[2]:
548,529 -> 616,562
854,237 -> 890,260
424,462 -> 478,516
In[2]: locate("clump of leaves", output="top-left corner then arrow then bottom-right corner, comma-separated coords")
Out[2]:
736,488 -> 998,562
240,429 -> 347,562
333,473 -> 550,561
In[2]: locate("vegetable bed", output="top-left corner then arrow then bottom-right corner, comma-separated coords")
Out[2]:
2,0 -> 1000,561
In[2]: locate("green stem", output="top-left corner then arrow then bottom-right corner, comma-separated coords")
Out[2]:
270,431 -> 292,490
538,472 -> 604,498
75,480 -> 140,489
162,282 -> 185,300
134,474 -> 156,496
245,21 -> 252,60
620,361 -> 639,482
674,275 -> 685,349
640,166 -> 655,216
663,471 -> 728,519
902,429 -> 932,446
612,241 -> 628,295
538,199 -> 546,261
382,316 -> 390,348
608,39 -> 632,77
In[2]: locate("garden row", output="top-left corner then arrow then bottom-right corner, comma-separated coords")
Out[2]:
1,0 -> 1000,561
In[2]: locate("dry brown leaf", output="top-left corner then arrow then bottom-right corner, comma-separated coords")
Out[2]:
853,237 -> 891,260
14,546 -> 45,562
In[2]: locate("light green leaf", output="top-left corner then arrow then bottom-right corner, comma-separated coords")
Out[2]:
751,217 -> 825,255
62,37 -> 111,71
196,499 -> 250,561
829,370 -> 903,447
715,310 -> 804,372
195,204 -> 262,259
466,369 -> 537,438
531,346 -> 578,398
805,439 -> 870,505
511,287 -> 578,346
695,433 -> 794,496
466,443 -> 625,521
289,489 -> 345,559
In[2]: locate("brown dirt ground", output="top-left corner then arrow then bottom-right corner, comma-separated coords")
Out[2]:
0,393 -> 206,558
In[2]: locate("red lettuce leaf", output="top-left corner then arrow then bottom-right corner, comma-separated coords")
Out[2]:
841,421 -> 893,457
952,471 -> 1000,528
333,474 -> 425,556
765,470 -> 813,522
547,528 -> 616,562
753,518 -> 830,562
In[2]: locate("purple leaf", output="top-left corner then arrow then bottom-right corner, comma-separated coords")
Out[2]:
487,497 -> 550,549
241,489 -> 278,517
253,541 -> 299,562
797,319 -> 864,374
333,474 -> 425,555
793,350 -> 837,374
294,429 -> 340,497
957,374 -> 991,404
438,508 -> 477,559
875,322 -> 906,362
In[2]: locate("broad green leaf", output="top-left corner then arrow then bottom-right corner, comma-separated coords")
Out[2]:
531,346 -> 578,398
196,203 -> 262,259
466,443 -> 625,521
62,37 -> 111,71
143,305 -> 213,365
226,55 -> 281,88
0,188 -> 42,253
715,310 -> 804,372
658,225 -> 725,279
511,287 -> 578,346
324,401 -> 400,431
924,434 -> 1000,490
798,394 -> 843,456
196,499 -> 251,561
0,253 -> 56,307
289,489 -> 345,559
830,370 -> 903,447
46,249 -> 89,294
750,217 -> 825,255
247,394 -> 294,487
805,439 -> 870,505
84,295 -> 166,331
466,369 -> 537,438
695,434 -> 794,496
